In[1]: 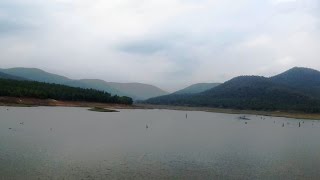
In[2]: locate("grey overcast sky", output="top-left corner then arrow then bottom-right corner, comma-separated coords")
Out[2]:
0,0 -> 319,91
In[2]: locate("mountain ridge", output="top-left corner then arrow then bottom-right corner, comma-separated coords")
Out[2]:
0,71 -> 26,80
270,67 -> 320,98
173,83 -> 221,95
106,82 -> 168,100
0,67 -> 168,100
145,67 -> 320,113
0,67 -> 71,84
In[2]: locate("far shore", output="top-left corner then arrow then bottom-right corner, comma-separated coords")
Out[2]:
1,97 -> 320,120
138,104 -> 320,120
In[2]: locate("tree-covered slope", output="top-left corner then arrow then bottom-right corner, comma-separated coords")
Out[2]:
0,78 -> 132,104
145,69 -> 320,112
271,67 -> 320,87
270,67 -> 320,98
196,76 -> 320,112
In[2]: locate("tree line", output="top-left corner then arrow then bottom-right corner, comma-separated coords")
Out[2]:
0,78 -> 133,104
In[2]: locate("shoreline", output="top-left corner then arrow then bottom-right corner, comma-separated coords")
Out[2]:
0,97 -> 140,109
137,104 -> 320,120
1,97 -> 319,120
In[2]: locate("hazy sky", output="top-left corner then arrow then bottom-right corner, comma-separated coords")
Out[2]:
0,0 -> 319,91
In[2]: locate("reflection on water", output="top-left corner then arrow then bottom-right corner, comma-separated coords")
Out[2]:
1,106 -> 320,179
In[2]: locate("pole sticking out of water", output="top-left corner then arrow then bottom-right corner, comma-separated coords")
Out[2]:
186,113 -> 188,119
299,122 -> 301,127
282,123 -> 284,127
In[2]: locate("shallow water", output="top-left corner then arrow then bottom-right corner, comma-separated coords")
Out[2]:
1,106 -> 320,179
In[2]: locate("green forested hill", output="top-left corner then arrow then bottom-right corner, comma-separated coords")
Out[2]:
145,67 -> 320,113
0,79 -> 133,104
270,67 -> 320,98
271,67 -> 320,87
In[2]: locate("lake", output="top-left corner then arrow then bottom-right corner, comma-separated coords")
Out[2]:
1,106 -> 320,179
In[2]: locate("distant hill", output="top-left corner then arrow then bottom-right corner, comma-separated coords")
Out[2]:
106,82 -> 168,100
65,81 -> 168,100
0,67 -> 168,100
145,67 -> 320,113
0,78 -> 132,104
173,83 -> 221,95
0,68 -> 71,84
0,71 -> 26,80
64,79 -> 124,97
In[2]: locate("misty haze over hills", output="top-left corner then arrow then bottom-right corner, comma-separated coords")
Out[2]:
1,66 -> 320,113
0,68 -> 168,100
1,1 -> 320,179
173,83 -> 221,95
0,72 -> 25,81
1,0 -> 319,91
0,67 -> 224,100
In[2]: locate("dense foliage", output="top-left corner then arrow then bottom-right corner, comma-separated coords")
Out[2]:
145,68 -> 320,113
0,79 -> 133,104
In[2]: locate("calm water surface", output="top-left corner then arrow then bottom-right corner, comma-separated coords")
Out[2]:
1,106 -> 320,179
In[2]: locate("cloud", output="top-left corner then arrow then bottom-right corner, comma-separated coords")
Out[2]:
271,0 -> 297,4
118,39 -> 167,55
0,0 -> 319,91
